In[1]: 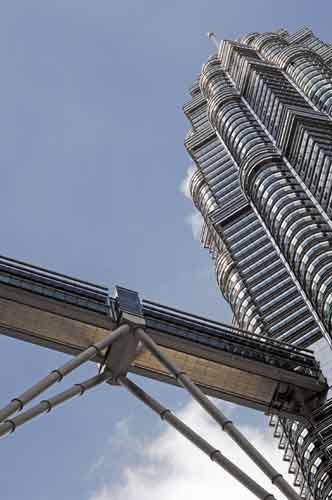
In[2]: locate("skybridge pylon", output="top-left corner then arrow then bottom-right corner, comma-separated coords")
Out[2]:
0,254 -> 328,500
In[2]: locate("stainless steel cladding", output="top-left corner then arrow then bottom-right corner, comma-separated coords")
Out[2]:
184,27 -> 332,500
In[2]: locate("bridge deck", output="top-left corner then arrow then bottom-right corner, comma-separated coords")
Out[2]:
0,256 -> 327,420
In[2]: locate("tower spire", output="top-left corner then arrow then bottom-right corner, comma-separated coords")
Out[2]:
207,32 -> 219,49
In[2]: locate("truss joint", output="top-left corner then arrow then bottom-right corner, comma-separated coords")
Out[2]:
11,398 -> 23,411
221,419 -> 233,430
271,473 -> 283,484
210,449 -> 222,462
160,409 -> 172,420
40,400 -> 52,413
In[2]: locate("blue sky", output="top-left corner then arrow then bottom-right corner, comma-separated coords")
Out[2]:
0,2 -> 331,499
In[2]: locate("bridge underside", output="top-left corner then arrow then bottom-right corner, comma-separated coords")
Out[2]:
0,255 -> 327,422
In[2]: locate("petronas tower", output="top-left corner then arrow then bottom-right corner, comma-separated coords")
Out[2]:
184,27 -> 332,500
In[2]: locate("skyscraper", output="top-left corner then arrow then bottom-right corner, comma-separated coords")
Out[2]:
184,27 -> 332,500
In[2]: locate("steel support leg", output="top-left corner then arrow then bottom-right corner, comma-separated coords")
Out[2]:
0,371 -> 111,438
0,323 -> 130,423
119,375 -> 275,500
136,327 -> 300,500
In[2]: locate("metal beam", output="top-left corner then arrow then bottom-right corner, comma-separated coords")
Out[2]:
136,327 -> 301,500
119,375 -> 276,500
0,371 -> 110,438
0,323 -> 130,423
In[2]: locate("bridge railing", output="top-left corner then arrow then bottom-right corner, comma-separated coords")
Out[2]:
142,299 -> 322,379
0,255 -> 110,314
0,257 -> 323,381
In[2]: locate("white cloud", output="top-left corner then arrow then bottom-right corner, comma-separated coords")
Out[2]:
180,165 -> 204,240
180,165 -> 196,199
186,211 -> 203,240
89,400 -> 294,500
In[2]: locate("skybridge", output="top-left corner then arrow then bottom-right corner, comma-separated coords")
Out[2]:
0,255 -> 327,420
0,254 -> 328,500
